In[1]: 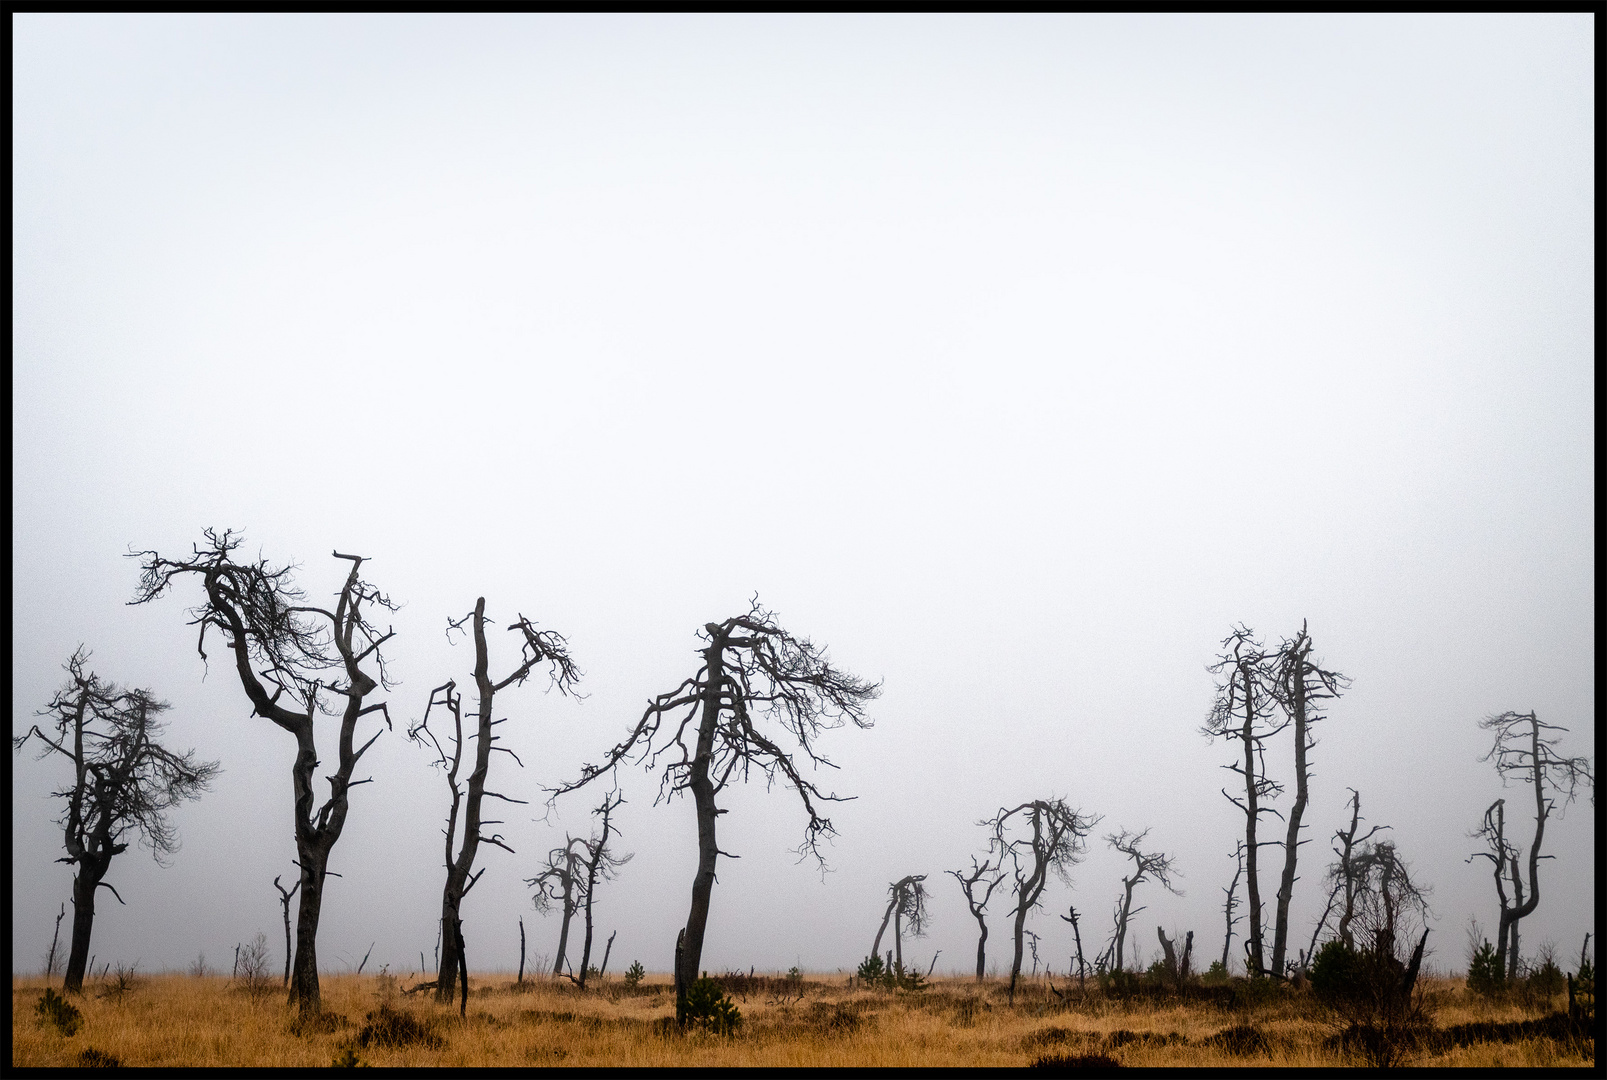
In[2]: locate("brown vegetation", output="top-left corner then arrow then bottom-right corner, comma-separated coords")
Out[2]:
12,970 -> 1594,1068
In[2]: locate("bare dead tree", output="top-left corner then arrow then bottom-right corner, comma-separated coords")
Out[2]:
14,649 -> 218,994
273,874 -> 300,987
410,596 -> 579,1003
551,599 -> 879,1026
1469,711 -> 1592,981
1156,927 -> 1194,986
983,797 -> 1099,1003
1107,828 -> 1182,973
528,837 -> 588,977
1202,625 -> 1285,978
572,789 -> 632,990
1060,905 -> 1088,989
947,857 -> 1005,982
870,874 -> 929,973
1265,621 -> 1349,979
1220,840 -> 1245,972
1329,789 -> 1387,950
128,530 -> 397,1013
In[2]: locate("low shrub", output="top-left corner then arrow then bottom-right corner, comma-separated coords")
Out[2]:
356,1004 -> 443,1050
1200,960 -> 1231,987
331,1047 -> 370,1067
1029,1052 -> 1124,1069
682,977 -> 742,1034
1202,1024 -> 1270,1056
77,1047 -> 121,1068
35,988 -> 83,1037
623,961 -> 645,988
1466,940 -> 1503,998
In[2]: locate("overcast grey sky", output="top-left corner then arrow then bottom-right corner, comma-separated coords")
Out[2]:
13,13 -> 1593,980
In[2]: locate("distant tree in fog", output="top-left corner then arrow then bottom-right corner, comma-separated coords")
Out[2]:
983,797 -> 1098,1003
130,529 -> 395,1014
1469,711 -> 1592,982
14,648 -> 218,994
553,598 -> 879,1027
410,595 -> 579,1005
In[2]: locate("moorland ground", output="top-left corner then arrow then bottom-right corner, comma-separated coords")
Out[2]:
11,968 -> 1596,1068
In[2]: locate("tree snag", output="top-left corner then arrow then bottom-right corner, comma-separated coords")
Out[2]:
947,857 -> 1005,982
572,789 -> 632,990
274,874 -> 300,987
129,529 -> 395,1013
870,874 -> 929,973
1470,712 -> 1592,981
552,599 -> 878,1026
1266,621 -> 1348,979
1202,625 -> 1285,977
14,648 -> 219,994
982,797 -> 1098,1003
410,596 -> 579,1003
1106,828 -> 1181,973
528,837 -> 588,977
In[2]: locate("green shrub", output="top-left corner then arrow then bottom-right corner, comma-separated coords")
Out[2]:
1310,940 -> 1364,1005
682,977 -> 741,1034
1201,960 -> 1231,986
35,988 -> 82,1037
624,961 -> 646,988
1467,940 -> 1503,998
331,1047 -> 370,1068
1527,957 -> 1566,999
787,965 -> 803,984
856,954 -> 887,984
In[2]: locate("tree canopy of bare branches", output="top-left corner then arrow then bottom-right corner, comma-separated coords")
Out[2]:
1106,828 -> 1182,974
948,857 -> 1006,982
128,528 -> 396,1013
1469,711 -> 1593,981
983,797 -> 1098,1002
410,596 -> 579,1003
571,789 -> 631,989
870,874 -> 930,973
528,837 -> 588,978
552,598 -> 878,1025
14,648 -> 218,993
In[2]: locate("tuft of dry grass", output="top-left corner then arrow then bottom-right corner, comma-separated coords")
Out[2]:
10,971 -> 1595,1068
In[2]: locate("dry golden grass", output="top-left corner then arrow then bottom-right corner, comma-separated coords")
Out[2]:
11,969 -> 1595,1068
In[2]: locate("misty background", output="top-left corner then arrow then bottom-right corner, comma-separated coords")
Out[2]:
13,14 -> 1593,981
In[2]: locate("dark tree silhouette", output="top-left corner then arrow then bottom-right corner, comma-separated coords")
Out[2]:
870,874 -> 929,973
528,837 -> 588,977
1106,828 -> 1181,973
1220,840 -> 1245,972
552,598 -> 879,1026
1469,711 -> 1592,981
1329,789 -> 1387,951
14,649 -> 218,994
1202,625 -> 1285,978
1265,621 -> 1349,979
273,874 -> 300,987
947,857 -> 1005,982
983,797 -> 1098,1002
571,789 -> 631,990
129,528 -> 396,1013
409,596 -> 579,1003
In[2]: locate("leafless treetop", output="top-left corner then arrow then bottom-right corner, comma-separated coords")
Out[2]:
15,648 -> 219,867
552,597 -> 880,862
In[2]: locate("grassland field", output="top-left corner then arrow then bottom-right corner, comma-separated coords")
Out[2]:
11,968 -> 1597,1069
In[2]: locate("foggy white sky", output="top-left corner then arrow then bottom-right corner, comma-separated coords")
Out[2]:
13,14 -> 1594,981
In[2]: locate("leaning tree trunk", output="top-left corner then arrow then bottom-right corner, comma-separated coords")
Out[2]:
676,640 -> 726,1024
1114,878 -> 1137,972
552,872 -> 576,977
871,894 -> 896,961
893,905 -> 904,971
63,863 -> 105,994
